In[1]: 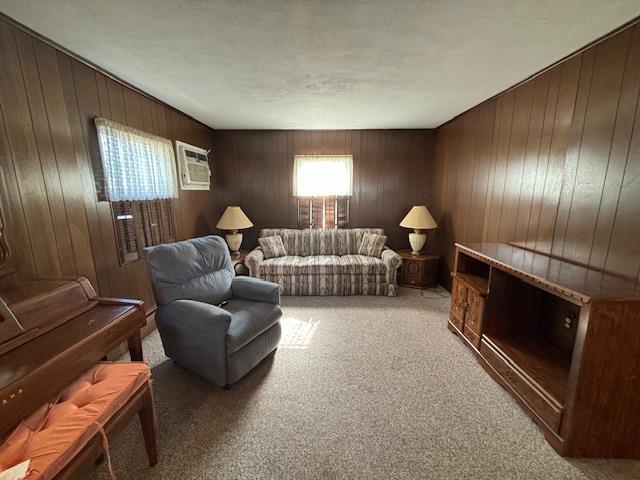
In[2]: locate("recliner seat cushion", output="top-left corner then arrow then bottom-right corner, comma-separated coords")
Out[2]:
224,299 -> 282,354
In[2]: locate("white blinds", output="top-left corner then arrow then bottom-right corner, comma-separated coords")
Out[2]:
95,117 -> 178,201
293,155 -> 353,197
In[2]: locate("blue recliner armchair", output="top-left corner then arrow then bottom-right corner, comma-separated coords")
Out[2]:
144,235 -> 282,387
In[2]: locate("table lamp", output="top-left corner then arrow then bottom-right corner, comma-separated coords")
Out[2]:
399,205 -> 437,255
216,206 -> 253,256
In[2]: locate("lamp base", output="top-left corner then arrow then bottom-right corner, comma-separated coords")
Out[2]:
225,232 -> 243,255
408,231 -> 426,255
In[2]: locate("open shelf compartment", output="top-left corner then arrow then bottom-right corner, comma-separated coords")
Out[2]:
455,251 -> 490,294
483,268 -> 579,406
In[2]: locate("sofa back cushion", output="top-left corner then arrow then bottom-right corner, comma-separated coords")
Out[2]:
260,228 -> 384,256
144,235 -> 234,306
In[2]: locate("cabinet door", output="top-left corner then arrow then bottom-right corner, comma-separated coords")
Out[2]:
451,278 -> 468,321
465,290 -> 485,335
403,259 -> 424,287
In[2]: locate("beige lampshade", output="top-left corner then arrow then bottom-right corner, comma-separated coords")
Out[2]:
400,206 -> 437,230
216,206 -> 253,231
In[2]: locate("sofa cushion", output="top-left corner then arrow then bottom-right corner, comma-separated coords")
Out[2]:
0,363 -> 150,479
358,233 -> 387,258
339,255 -> 387,274
260,255 -> 343,275
224,299 -> 282,354
260,228 -> 385,256
258,235 -> 287,259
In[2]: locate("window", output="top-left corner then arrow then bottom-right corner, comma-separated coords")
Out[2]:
95,117 -> 178,201
293,155 -> 352,229
112,199 -> 176,264
95,117 -> 179,264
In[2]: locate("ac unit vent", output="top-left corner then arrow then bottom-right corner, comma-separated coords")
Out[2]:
175,141 -> 211,190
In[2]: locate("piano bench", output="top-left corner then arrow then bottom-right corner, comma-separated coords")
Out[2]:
0,362 -> 158,479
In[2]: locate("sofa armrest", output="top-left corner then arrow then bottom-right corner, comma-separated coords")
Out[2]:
381,247 -> 402,292
231,276 -> 280,305
245,247 -> 264,277
381,247 -> 402,270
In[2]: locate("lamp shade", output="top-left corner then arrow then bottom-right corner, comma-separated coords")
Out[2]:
400,206 -> 437,230
216,206 -> 253,230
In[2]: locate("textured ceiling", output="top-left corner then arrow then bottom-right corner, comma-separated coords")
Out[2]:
1,1 -> 639,129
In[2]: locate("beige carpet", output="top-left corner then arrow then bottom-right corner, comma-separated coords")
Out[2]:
87,288 -> 640,480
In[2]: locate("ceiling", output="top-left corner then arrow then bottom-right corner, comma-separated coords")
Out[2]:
1,1 -> 639,130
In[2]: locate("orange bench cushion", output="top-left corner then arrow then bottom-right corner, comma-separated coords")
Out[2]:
0,362 -> 151,479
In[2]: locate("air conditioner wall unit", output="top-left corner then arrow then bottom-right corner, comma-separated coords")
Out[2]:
175,140 -> 211,190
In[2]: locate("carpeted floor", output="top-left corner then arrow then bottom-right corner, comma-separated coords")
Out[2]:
87,288 -> 640,479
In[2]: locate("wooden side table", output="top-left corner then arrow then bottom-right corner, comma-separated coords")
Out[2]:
397,250 -> 439,289
231,249 -> 250,276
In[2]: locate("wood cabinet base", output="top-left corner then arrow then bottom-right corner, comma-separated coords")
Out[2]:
448,243 -> 640,458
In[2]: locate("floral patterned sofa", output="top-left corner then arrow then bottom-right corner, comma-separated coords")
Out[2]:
245,228 -> 402,296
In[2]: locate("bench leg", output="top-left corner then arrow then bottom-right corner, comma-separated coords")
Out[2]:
138,386 -> 159,466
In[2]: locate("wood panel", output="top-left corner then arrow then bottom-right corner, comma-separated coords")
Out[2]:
433,22 -> 640,290
0,17 -> 218,314
213,130 -> 435,249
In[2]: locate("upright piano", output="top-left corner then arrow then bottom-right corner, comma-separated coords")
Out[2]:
0,277 -> 146,436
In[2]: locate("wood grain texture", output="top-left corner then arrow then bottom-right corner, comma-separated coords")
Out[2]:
213,130 -> 435,249
0,18 -> 217,314
433,23 -> 640,290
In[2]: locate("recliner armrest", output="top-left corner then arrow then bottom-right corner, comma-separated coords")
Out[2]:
231,276 -> 280,305
157,299 -> 232,333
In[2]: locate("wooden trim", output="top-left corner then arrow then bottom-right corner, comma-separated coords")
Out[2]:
0,11 -> 211,130
439,15 -> 640,128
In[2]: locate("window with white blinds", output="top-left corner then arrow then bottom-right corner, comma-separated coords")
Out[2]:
95,117 -> 178,201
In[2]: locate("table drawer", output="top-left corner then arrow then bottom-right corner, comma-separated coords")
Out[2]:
480,340 -> 562,433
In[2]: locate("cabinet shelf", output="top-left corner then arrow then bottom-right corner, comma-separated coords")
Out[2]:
452,272 -> 488,295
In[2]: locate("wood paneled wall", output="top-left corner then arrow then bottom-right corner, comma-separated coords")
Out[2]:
213,130 -> 435,249
432,22 -> 640,289
0,18 -> 217,313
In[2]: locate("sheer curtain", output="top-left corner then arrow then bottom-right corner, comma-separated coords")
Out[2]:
95,117 -> 178,201
293,155 -> 353,197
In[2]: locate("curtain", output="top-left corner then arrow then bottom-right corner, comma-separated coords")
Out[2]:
95,117 -> 178,201
293,155 -> 353,197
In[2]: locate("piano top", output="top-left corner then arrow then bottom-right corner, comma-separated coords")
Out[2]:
0,303 -> 133,391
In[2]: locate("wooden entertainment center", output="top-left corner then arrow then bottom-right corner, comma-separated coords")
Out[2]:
448,242 -> 640,458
